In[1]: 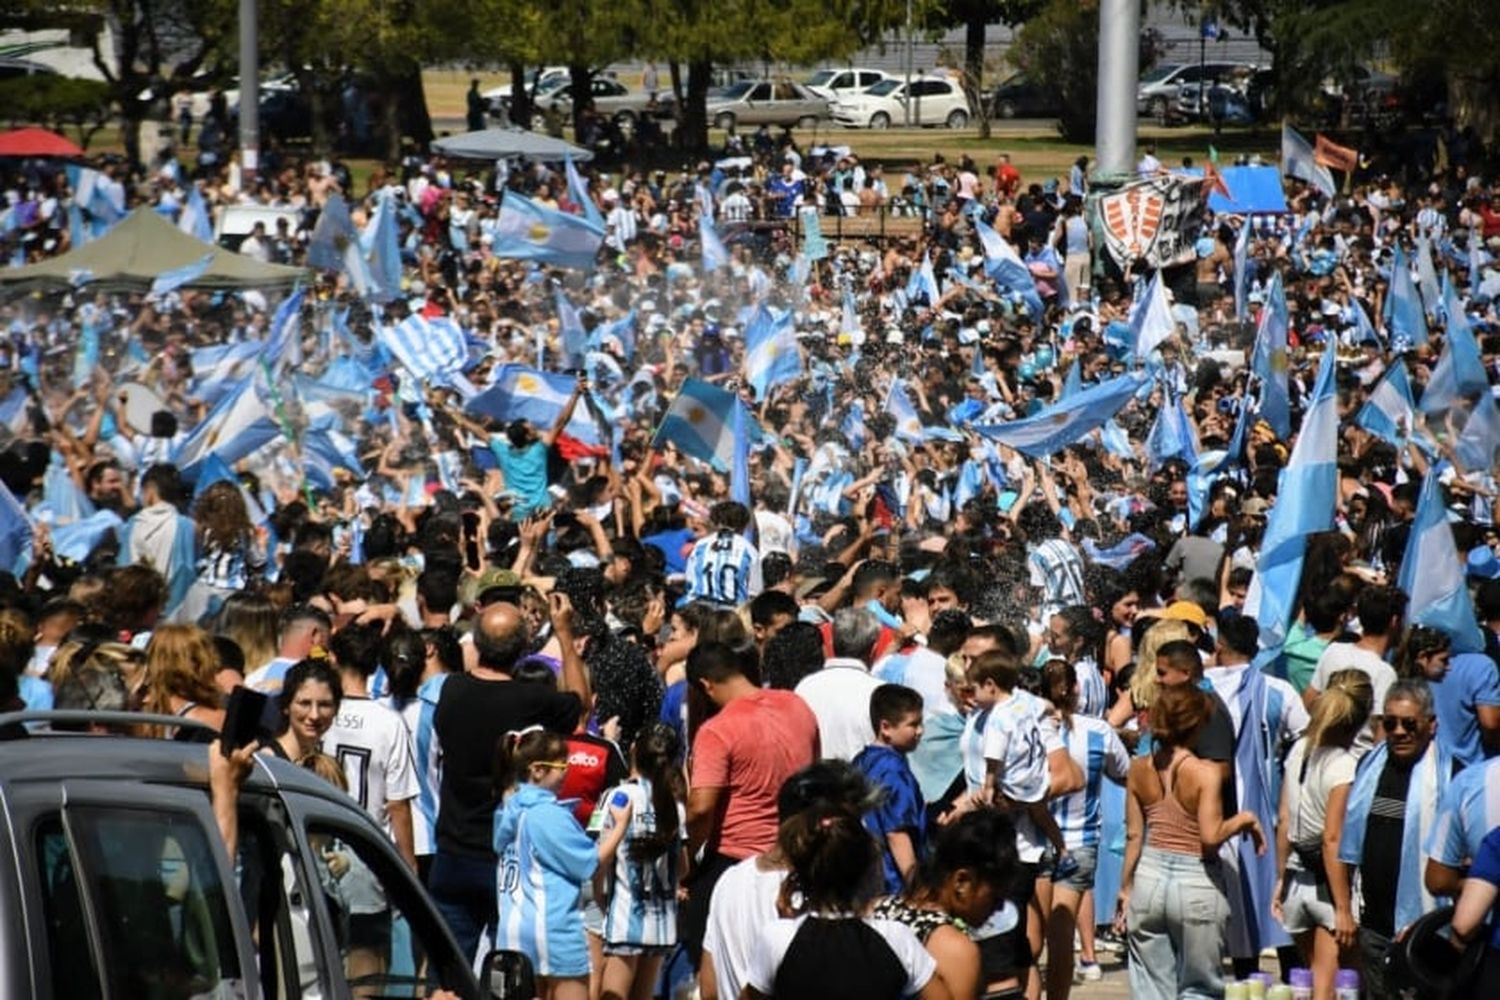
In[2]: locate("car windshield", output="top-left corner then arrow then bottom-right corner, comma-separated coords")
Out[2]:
866,79 -> 902,96
718,82 -> 753,100
1140,64 -> 1181,84
807,71 -> 836,87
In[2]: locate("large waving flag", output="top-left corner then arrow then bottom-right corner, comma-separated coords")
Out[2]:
973,371 -> 1147,458
976,218 -> 1044,320
1351,297 -> 1380,346
264,287 -> 306,371
494,189 -> 604,271
1454,391 -> 1500,473
179,184 -> 214,243
173,378 -> 281,473
743,305 -> 799,398
308,193 -> 357,272
1355,362 -> 1425,452
1398,471 -> 1485,653
1420,276 -> 1488,415
905,251 -> 941,308
1233,219 -> 1251,322
0,481 -> 33,577
376,313 -> 468,384
149,252 -> 214,298
1382,241 -> 1427,346
700,210 -> 730,271
1250,272 -> 1292,439
554,287 -> 588,368
651,378 -> 761,471
1147,396 -> 1197,469
1281,124 -> 1335,198
362,191 -> 403,303
885,379 -> 925,443
1415,236 -> 1442,318
590,310 -> 636,361
1130,270 -> 1176,360
1246,336 -> 1340,655
730,398 -> 752,506
466,364 -> 606,446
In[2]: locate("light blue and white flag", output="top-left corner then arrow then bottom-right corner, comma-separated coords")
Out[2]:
1383,241 -> 1427,346
974,372 -> 1148,459
179,184 -> 214,243
1454,391 -> 1500,473
376,313 -> 468,384
1281,124 -> 1335,198
1233,218 -> 1251,322
905,251 -> 941,308
743,305 -> 799,398
1398,471 -> 1485,652
976,218 -> 1044,320
362,191 -> 404,302
467,364 -> 606,446
1355,362 -> 1428,453
651,378 -> 761,471
0,482 -> 33,577
148,252 -> 214,298
493,189 -> 604,271
554,287 -> 588,368
1129,270 -> 1176,360
700,209 -> 730,271
173,378 -> 281,472
1420,276 -> 1488,414
801,207 -> 827,262
264,287 -> 306,371
564,156 -> 605,230
885,379 -> 924,443
1250,271 -> 1292,440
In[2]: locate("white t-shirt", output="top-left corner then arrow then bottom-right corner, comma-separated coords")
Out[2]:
743,915 -> 936,996
1309,642 -> 1396,753
322,696 -> 419,839
794,659 -> 884,762
703,856 -> 786,1000
1284,738 -> 1358,854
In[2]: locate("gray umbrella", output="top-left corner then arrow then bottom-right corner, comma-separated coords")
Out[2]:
432,127 -> 593,162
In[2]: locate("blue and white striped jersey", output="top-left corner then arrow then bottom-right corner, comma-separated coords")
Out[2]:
1425,756 -> 1500,868
1049,715 -> 1130,849
597,777 -> 686,948
384,672 -> 449,857
684,529 -> 762,606
1073,656 -> 1109,719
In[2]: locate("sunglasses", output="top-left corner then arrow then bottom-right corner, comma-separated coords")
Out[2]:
1385,716 -> 1422,733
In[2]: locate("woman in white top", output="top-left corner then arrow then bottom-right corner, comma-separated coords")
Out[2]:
1273,668 -> 1372,1000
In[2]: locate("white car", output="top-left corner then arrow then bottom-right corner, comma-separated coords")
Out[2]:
804,67 -> 892,101
832,77 -> 971,129
483,66 -> 571,116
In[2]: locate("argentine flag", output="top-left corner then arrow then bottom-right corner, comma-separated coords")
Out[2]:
1354,362 -> 1425,452
1130,269 -> 1177,361
1399,471 -> 1486,653
974,371 -> 1147,459
179,185 -> 215,243
1281,124 -> 1335,198
149,252 -> 214,298
494,190 -> 604,271
652,379 -> 760,472
173,378 -> 282,473
885,379 -> 924,443
976,218 -> 1043,320
377,313 -> 469,385
743,305 -> 799,398
467,364 -> 607,447
700,210 -> 730,271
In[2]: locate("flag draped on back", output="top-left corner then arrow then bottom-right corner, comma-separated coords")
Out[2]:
1281,124 -> 1336,197
700,210 -> 729,271
376,313 -> 468,384
976,218 -> 1044,319
652,378 -> 760,471
743,305 -> 799,398
1246,336 -> 1340,655
1399,471 -> 1485,653
974,372 -> 1148,458
1250,272 -> 1291,440
493,189 -> 604,271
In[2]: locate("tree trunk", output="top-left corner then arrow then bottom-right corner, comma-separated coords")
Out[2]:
508,61 -> 532,129
379,82 -> 402,162
121,107 -> 144,170
966,15 -> 988,139
569,63 -> 594,139
682,59 -> 711,153
401,65 -> 434,151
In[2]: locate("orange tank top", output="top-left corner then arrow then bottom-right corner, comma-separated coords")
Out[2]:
1143,755 -> 1204,856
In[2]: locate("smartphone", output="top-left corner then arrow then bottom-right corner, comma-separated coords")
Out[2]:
221,686 -> 273,750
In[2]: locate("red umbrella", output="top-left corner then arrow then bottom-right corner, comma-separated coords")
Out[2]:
0,127 -> 85,158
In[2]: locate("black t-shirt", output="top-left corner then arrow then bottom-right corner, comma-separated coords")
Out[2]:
1360,756 -> 1415,937
433,673 -> 582,858
1193,689 -> 1239,816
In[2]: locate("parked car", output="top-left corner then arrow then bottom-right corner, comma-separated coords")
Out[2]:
0,710 -> 511,999
1137,61 -> 1249,121
705,80 -> 829,131
484,65 -> 570,117
831,76 -> 971,130
530,77 -> 673,130
1173,82 -> 1256,125
988,72 -> 1062,119
0,58 -> 58,82
803,67 -> 892,101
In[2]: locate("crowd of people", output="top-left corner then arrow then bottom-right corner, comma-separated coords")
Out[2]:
3,110 -> 1500,1000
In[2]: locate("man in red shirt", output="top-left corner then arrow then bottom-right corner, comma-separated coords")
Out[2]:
680,640 -> 819,966
994,153 -> 1022,200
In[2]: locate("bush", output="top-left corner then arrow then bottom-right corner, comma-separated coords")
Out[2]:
0,75 -> 113,147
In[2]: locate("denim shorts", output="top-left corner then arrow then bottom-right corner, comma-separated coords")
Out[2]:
1054,845 -> 1099,893
1279,865 -> 1335,934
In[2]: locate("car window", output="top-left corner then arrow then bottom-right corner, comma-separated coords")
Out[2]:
307,820 -> 467,996
36,817 -> 102,999
237,804 -> 326,999
54,806 -> 242,999
830,73 -> 851,89
774,83 -> 798,101
912,81 -> 949,97
1177,66 -> 1202,82
807,70 -> 835,87
859,73 -> 881,86
867,79 -> 901,97
1140,64 -> 1181,84
749,83 -> 771,101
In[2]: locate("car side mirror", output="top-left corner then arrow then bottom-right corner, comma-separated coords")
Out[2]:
481,948 -> 536,1000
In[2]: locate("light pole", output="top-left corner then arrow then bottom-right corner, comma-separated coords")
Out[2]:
904,0 -> 913,127
1095,0 -> 1140,178
238,0 -> 259,188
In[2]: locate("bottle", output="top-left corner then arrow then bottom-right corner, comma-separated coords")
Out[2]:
1225,982 -> 1249,1000
1267,986 -> 1293,1000
1334,968 -> 1360,1000
1288,968 -> 1313,1000
1246,975 -> 1267,999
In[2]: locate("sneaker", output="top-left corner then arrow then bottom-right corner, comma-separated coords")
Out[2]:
1094,929 -> 1126,955
1074,961 -> 1102,983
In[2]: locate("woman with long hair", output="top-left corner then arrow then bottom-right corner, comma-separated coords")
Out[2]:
742,804 -> 949,1000
1118,684 -> 1265,1000
213,590 -> 279,673
1105,618 -> 1193,748
1089,569 -> 1140,678
379,628 -> 452,883
1395,625 -> 1452,682
1273,669 -> 1372,1000
873,809 -> 1021,1000
1046,605 -> 1109,718
181,481 -> 266,623
274,659 -> 343,765
143,624 -> 227,732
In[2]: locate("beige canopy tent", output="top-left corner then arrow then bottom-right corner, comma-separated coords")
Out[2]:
0,209 -> 305,292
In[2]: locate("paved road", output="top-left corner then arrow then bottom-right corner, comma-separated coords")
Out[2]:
430,115 -> 1063,137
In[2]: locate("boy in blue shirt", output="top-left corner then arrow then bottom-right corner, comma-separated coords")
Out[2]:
853,684 -> 926,893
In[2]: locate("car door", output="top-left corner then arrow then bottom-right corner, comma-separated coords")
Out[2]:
829,72 -> 853,95
909,81 -> 943,125
742,82 -> 773,124
10,780 -> 262,1000
285,790 -> 478,999
858,72 -> 882,90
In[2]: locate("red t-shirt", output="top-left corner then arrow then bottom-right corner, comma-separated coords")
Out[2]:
690,689 -> 820,859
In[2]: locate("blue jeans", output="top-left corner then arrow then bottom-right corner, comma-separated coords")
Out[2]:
428,851 -> 497,966
1126,846 -> 1229,1000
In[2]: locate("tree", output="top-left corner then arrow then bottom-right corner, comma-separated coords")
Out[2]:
0,77 -> 113,148
1009,0 -> 1098,142
930,0 -> 1043,139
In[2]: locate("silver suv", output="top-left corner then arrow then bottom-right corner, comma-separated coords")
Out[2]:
0,711 -> 519,999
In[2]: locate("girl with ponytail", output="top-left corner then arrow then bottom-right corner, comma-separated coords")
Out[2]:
594,723 -> 688,1000
1046,604 -> 1110,717
492,729 -> 630,1000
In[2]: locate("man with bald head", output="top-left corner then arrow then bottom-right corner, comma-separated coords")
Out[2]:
430,593 -> 591,963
